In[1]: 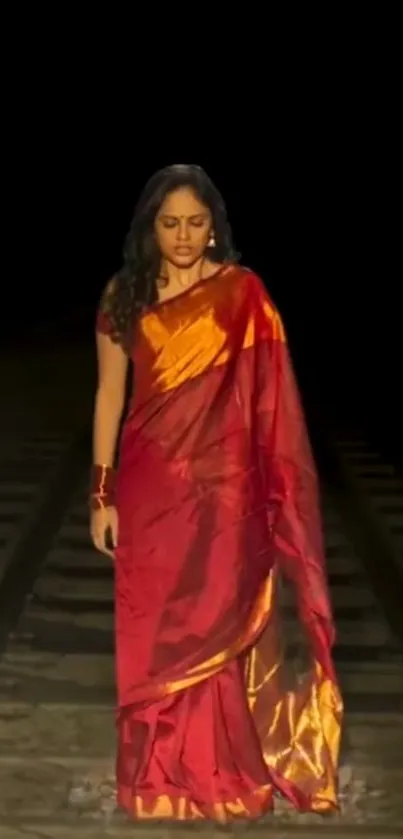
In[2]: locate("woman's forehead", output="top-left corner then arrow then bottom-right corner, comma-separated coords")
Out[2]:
159,187 -> 209,217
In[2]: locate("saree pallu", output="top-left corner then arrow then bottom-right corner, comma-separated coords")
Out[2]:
96,264 -> 343,823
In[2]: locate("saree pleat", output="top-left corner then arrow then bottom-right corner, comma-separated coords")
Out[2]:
96,264 -> 343,823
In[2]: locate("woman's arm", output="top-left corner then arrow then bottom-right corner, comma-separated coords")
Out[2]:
93,329 -> 129,466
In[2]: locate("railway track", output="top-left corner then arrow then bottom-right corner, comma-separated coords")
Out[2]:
0,432 -> 88,654
332,432 -> 403,577
0,430 -> 402,837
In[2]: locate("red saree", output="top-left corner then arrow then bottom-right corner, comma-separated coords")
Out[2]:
96,263 -> 343,824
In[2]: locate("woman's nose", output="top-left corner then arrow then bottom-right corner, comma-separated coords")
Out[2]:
177,220 -> 190,241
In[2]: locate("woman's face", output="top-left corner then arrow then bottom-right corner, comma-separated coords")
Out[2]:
154,187 -> 213,268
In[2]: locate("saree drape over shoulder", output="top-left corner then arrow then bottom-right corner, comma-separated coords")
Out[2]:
96,264 -> 343,824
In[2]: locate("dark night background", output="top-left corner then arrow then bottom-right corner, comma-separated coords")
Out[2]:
3,24 -> 400,460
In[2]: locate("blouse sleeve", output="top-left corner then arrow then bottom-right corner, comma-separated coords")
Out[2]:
95,278 -> 116,335
96,307 -> 113,335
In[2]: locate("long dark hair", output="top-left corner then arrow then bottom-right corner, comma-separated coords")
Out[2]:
99,164 -> 239,348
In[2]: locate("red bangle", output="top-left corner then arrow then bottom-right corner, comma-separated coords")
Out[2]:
89,464 -> 116,511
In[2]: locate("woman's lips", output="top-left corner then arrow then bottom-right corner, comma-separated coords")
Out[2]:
174,246 -> 193,254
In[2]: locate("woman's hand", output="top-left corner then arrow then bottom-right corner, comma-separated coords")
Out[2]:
90,505 -> 118,559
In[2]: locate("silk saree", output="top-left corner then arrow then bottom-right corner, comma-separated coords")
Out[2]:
96,263 -> 342,823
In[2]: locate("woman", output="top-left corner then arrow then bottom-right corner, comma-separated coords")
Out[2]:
90,163 -> 343,825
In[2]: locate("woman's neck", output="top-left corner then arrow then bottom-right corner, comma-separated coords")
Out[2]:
161,257 -> 205,289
